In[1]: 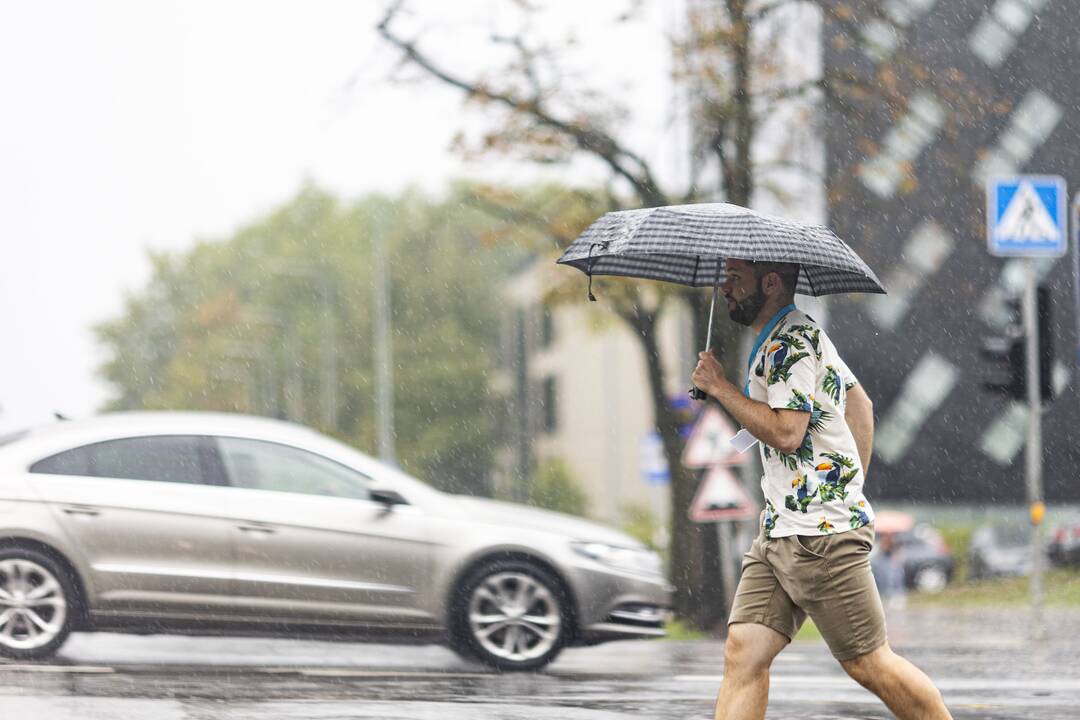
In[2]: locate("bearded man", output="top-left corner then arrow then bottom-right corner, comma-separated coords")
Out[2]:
691,258 -> 952,720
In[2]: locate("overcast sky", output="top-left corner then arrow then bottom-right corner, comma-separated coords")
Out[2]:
0,0 -> 682,433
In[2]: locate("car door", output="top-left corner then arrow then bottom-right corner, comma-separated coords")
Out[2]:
26,435 -> 238,615
213,436 -> 433,624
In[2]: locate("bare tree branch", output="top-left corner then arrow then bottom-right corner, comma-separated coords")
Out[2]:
754,158 -> 825,180
377,3 -> 669,207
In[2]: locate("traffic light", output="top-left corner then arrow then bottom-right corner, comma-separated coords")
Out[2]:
981,286 -> 1053,402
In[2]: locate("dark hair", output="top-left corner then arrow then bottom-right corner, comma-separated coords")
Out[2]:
750,261 -> 799,296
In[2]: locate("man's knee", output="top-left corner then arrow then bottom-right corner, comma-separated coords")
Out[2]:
724,623 -> 785,678
840,644 -> 894,690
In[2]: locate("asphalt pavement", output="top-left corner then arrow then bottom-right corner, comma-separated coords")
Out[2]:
2,606 -> 1078,719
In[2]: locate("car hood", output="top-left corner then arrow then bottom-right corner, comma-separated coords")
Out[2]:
449,496 -> 645,548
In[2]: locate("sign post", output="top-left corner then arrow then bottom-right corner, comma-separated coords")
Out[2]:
1074,195 -> 1080,367
987,175 -> 1067,638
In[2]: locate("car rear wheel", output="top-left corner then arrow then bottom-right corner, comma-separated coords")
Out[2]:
450,559 -> 570,672
0,548 -> 77,661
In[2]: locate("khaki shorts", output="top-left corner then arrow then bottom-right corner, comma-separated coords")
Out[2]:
728,523 -> 887,661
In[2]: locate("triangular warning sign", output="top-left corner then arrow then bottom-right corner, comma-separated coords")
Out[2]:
996,181 -> 1060,243
682,406 -> 745,468
689,465 -> 757,522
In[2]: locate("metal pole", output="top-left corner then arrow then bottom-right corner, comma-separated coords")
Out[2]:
704,262 -> 721,351
374,229 -> 395,463
319,276 -> 338,430
1023,258 -> 1044,637
1073,197 -> 1080,368
285,321 -> 303,422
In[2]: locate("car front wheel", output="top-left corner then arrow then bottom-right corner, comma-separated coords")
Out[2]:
450,559 -> 570,672
0,547 -> 78,661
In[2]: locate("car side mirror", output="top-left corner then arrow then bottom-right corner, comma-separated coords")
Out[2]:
370,488 -> 408,508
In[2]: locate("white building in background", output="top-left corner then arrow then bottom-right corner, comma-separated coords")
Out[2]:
491,257 -> 696,526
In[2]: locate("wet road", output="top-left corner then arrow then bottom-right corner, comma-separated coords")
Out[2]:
2,607 -> 1078,719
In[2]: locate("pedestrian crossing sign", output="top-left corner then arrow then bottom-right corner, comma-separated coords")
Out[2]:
987,175 -> 1067,257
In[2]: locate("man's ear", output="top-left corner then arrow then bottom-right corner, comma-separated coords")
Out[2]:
762,271 -> 781,297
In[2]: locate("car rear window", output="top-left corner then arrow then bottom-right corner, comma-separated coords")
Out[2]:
30,435 -> 208,485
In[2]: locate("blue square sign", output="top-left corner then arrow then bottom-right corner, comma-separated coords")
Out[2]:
987,175 -> 1068,257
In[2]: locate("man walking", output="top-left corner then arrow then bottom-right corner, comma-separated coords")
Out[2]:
691,258 -> 952,720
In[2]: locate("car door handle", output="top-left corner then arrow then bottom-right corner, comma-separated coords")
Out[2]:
237,524 -> 276,534
61,505 -> 100,517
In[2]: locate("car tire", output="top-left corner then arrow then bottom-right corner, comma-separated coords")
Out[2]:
912,564 -> 948,594
449,559 -> 571,672
0,547 -> 79,661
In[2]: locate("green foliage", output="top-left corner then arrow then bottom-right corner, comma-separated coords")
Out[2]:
620,503 -> 663,552
911,568 -> 1080,607
793,618 -> 822,643
94,182 -> 555,495
938,524 -> 976,583
526,458 -> 589,517
663,617 -> 706,641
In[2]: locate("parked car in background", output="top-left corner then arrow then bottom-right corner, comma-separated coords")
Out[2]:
872,512 -> 954,593
1048,517 -> 1080,567
0,413 -> 672,670
968,524 -> 1033,580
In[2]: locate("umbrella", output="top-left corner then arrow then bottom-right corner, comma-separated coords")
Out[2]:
555,202 -> 886,398
873,510 -> 916,535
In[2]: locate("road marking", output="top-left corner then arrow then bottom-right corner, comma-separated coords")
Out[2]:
255,668 -> 492,679
0,664 -> 114,674
676,674 -> 1080,692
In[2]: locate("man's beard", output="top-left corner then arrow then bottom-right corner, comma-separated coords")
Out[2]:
728,284 -> 767,326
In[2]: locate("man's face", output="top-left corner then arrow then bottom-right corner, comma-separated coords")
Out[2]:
721,259 -> 767,327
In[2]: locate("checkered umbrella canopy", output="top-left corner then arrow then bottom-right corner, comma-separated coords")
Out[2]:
556,203 -> 886,297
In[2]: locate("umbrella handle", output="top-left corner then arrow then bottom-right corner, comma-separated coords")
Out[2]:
689,264 -> 721,402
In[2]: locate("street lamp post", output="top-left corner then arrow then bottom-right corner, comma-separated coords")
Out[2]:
373,229 -> 395,464
259,258 -> 339,430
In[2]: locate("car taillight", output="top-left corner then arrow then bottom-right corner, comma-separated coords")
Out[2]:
1056,529 -> 1067,543
1072,527 -> 1080,539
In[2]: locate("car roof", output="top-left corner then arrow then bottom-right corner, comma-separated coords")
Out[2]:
17,411 -> 311,447
0,411 -> 446,506
0,412 -> 327,469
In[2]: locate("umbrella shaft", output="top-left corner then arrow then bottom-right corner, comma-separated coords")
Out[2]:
704,280 -> 719,351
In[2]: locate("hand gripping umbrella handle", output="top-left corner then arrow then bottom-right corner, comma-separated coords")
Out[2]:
688,264 -> 721,402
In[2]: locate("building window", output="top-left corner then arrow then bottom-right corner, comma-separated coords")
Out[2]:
541,376 -> 558,434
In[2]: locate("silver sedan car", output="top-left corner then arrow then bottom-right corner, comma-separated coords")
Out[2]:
0,412 -> 671,670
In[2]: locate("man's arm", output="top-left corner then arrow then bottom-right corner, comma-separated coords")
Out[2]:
845,382 -> 874,474
692,353 -> 809,454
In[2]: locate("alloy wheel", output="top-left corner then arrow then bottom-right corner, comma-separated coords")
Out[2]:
467,571 -> 561,663
0,558 -> 68,651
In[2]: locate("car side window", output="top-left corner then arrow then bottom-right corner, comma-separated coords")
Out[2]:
30,436 -> 208,485
215,437 -> 372,501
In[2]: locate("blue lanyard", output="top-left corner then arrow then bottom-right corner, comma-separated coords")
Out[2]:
744,304 -> 798,396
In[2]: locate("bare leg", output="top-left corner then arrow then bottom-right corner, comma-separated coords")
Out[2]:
841,643 -> 953,720
714,622 -> 789,720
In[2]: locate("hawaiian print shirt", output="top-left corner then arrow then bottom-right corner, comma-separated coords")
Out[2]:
748,307 -> 874,538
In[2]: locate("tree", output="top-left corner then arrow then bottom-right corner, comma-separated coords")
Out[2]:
377,0 -> 912,626
527,458 -> 590,517
96,183 -> 535,495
